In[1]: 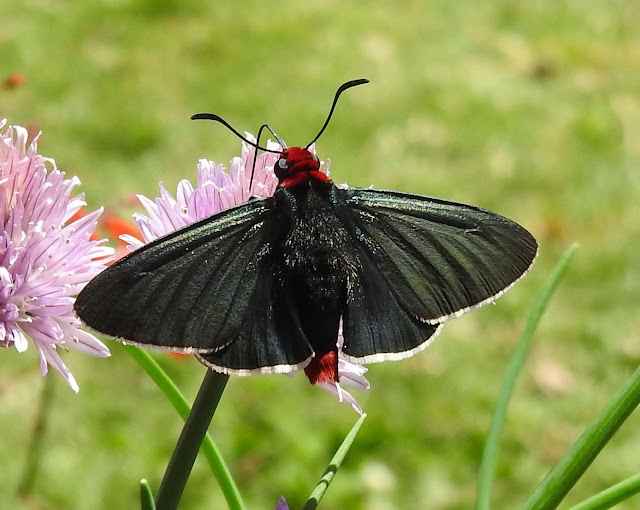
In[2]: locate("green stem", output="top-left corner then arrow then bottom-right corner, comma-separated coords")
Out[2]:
124,346 -> 244,510
155,369 -> 229,510
475,244 -> 578,510
568,473 -> 640,510
523,364 -> 640,509
17,374 -> 55,499
140,479 -> 156,510
303,413 -> 367,510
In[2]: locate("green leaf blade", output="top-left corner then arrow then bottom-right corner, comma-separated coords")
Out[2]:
475,243 -> 579,510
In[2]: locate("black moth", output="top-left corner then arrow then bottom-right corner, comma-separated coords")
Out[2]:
75,79 -> 538,385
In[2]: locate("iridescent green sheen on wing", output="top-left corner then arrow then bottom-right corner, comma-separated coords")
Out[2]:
341,188 -> 538,326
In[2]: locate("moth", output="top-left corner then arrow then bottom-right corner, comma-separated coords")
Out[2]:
75,79 -> 538,385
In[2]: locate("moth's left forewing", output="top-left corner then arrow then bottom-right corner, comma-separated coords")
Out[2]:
340,188 -> 538,325
74,198 -> 280,353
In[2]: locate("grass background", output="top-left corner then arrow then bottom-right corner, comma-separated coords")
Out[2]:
1,1 -> 639,509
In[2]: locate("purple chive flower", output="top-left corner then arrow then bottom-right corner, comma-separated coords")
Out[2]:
0,120 -> 114,392
122,134 -> 281,249
275,496 -> 289,510
123,135 -> 369,412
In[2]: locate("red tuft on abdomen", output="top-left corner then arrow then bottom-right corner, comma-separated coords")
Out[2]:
304,350 -> 339,385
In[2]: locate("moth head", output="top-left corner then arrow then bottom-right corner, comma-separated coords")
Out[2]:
275,147 -> 320,180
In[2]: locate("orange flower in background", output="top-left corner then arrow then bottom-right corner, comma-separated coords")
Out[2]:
99,212 -> 143,261
4,72 -> 26,89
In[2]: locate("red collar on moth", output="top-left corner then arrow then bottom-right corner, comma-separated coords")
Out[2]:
276,147 -> 330,188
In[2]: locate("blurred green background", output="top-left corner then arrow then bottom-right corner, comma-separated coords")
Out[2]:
2,1 -> 639,509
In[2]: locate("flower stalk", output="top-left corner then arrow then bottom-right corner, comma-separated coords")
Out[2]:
17,375 -> 55,499
155,370 -> 230,510
303,413 -> 367,510
523,363 -> 640,509
568,472 -> 640,510
124,345 -> 244,509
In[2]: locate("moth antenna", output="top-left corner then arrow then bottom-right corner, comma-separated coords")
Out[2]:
249,124 -> 287,194
305,79 -> 369,149
264,124 -> 287,150
191,113 -> 283,154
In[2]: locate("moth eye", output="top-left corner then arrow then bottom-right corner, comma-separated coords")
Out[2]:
275,157 -> 289,179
